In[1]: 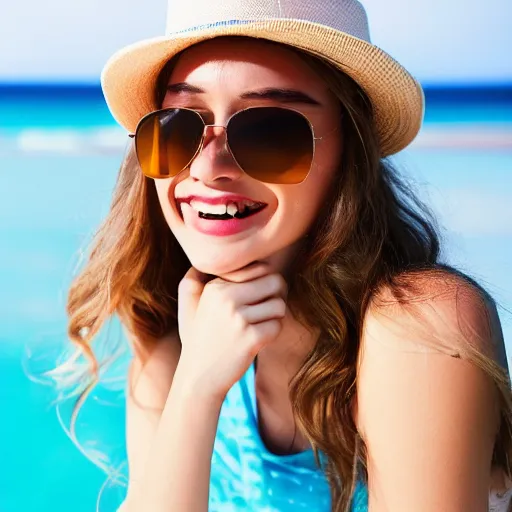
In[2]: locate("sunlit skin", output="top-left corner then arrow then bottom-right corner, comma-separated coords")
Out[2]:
153,38 -> 343,277
123,39 -> 506,512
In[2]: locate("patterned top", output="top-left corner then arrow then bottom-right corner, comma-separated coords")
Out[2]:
209,361 -> 367,511
209,361 -> 512,511
490,484 -> 512,512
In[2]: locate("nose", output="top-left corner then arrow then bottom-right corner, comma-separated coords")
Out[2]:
188,125 -> 244,183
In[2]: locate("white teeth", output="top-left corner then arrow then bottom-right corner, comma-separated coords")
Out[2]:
189,200 -> 226,215
226,203 -> 238,216
188,199 -> 261,217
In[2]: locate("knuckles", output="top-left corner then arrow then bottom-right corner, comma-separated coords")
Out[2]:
274,298 -> 287,317
179,271 -> 288,324
177,276 -> 195,295
246,320 -> 283,355
268,273 -> 286,291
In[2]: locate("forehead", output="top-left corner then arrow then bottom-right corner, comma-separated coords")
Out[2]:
168,38 -> 330,95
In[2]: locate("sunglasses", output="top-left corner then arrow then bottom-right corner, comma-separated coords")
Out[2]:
129,106 -> 318,184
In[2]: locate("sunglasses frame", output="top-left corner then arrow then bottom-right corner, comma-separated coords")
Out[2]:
128,105 -> 321,184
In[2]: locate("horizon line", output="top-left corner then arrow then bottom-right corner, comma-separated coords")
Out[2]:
0,80 -> 511,88
0,82 -> 511,102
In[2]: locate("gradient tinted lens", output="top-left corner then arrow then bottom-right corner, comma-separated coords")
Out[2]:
227,107 -> 314,184
135,109 -> 204,178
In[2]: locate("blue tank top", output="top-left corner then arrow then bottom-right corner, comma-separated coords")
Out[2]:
209,362 -> 369,511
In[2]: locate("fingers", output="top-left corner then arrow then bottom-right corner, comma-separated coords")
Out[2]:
178,262 -> 287,330
208,272 -> 288,307
177,267 -> 209,327
218,262 -> 271,283
241,273 -> 288,304
240,297 -> 287,324
246,320 -> 284,357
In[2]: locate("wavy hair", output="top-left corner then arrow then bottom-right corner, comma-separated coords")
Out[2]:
57,37 -> 512,511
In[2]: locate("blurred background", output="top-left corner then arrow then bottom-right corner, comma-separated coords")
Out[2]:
0,0 -> 511,511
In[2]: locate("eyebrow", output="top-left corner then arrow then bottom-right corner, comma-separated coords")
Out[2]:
166,82 -> 204,94
166,82 -> 322,106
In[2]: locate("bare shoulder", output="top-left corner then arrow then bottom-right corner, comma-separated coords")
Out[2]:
359,267 -> 506,365
355,268 -> 507,510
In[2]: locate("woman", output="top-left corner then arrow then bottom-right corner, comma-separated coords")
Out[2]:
62,0 -> 512,510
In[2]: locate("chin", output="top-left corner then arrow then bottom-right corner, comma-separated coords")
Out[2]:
186,250 -> 258,277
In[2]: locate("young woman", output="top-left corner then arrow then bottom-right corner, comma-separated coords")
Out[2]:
62,0 -> 512,510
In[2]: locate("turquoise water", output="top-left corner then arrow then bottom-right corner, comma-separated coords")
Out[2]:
1,84 -> 512,131
1,86 -> 511,512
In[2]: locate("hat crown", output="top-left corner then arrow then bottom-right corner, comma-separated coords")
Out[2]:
166,0 -> 371,42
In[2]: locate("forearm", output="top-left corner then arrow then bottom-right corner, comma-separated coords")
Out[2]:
128,366 -> 223,512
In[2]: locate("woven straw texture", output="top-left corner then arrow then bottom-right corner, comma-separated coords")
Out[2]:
101,0 -> 424,156
166,0 -> 370,41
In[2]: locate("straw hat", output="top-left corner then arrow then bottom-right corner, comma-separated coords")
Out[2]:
101,0 -> 425,156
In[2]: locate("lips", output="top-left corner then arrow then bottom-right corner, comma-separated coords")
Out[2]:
176,193 -> 269,237
177,193 -> 265,206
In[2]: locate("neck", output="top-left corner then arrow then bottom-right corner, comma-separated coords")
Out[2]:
253,308 -> 318,454
258,237 -> 305,281
256,307 -> 319,380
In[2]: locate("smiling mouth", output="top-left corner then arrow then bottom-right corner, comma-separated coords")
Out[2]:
179,198 -> 268,221
198,204 -> 267,220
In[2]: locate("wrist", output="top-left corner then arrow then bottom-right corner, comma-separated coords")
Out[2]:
171,362 -> 227,408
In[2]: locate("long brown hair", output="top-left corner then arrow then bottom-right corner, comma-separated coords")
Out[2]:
58,37 -> 512,511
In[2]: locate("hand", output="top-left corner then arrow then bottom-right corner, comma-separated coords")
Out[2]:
175,262 -> 287,401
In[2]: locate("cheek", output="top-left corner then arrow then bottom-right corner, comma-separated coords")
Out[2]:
154,179 -> 179,228
283,140 -> 341,231
279,187 -> 326,237
270,175 -> 337,251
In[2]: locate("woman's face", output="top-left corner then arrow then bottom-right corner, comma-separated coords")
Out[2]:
154,38 -> 343,276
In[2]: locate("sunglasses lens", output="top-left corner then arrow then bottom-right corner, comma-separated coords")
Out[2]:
135,109 -> 204,178
227,107 -> 314,184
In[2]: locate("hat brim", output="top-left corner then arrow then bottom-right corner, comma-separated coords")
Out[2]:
101,19 -> 424,156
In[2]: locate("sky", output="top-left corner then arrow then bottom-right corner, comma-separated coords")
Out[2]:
1,0 -> 511,84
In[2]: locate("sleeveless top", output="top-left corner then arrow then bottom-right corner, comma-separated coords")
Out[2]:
208,362 -> 512,512
209,362 -> 368,511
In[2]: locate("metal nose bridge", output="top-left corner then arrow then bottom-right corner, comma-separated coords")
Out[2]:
199,123 -> 231,155
203,123 -> 228,133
